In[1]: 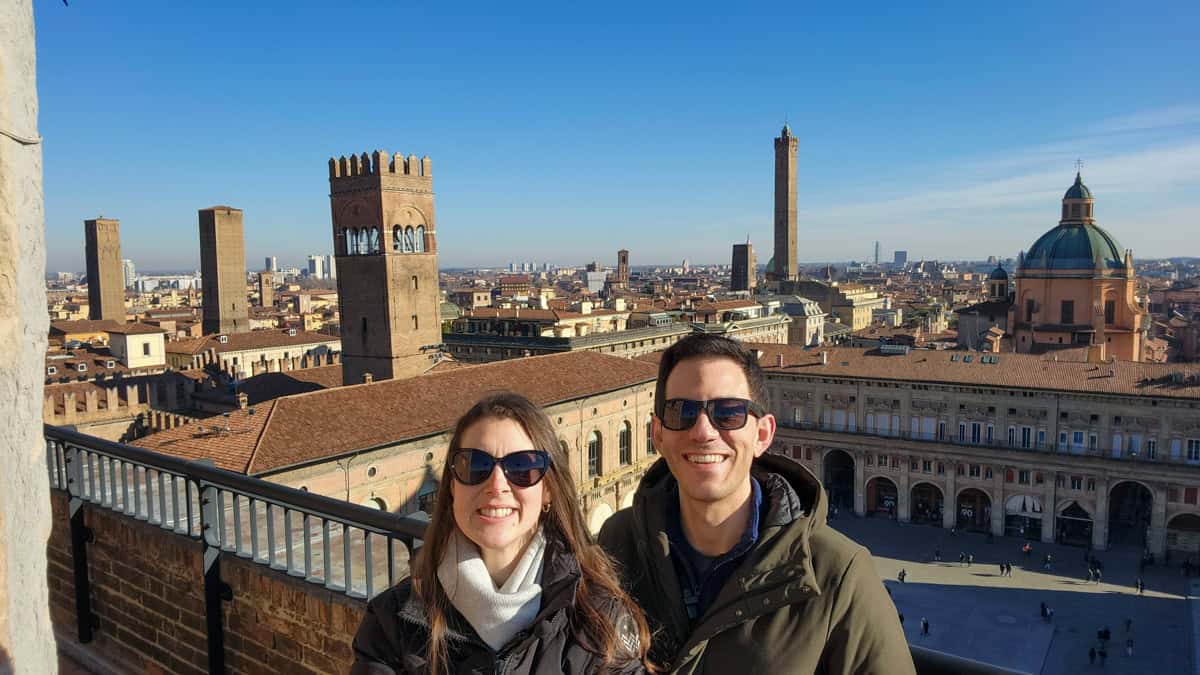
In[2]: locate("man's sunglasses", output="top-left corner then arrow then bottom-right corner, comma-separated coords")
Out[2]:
450,449 -> 551,488
660,398 -> 766,431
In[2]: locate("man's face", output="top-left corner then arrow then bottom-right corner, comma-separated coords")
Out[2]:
654,356 -> 775,507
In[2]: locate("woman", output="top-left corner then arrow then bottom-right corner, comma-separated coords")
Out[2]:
351,392 -> 654,674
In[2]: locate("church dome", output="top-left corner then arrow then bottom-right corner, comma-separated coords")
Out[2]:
988,266 -> 1008,281
1024,222 -> 1125,271
1063,172 -> 1093,200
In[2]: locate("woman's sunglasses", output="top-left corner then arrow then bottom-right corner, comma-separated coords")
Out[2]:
450,449 -> 551,488
660,398 -> 766,431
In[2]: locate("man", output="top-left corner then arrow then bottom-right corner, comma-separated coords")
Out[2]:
599,335 -> 914,673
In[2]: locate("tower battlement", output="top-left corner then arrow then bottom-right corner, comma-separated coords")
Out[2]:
328,150 -> 431,180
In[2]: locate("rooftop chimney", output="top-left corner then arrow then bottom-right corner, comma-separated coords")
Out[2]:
821,351 -> 828,365
777,354 -> 784,368
362,372 -> 374,384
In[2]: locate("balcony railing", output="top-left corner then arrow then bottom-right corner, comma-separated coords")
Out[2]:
777,420 -> 1192,466
44,424 -> 1014,675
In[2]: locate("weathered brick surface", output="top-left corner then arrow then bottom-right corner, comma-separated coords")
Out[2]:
48,491 -> 368,674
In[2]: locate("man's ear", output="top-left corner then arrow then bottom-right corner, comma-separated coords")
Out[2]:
754,413 -> 776,457
651,414 -> 664,454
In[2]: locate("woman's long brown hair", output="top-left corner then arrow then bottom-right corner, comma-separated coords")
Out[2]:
410,391 -> 655,673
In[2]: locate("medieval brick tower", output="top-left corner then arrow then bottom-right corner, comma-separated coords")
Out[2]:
328,150 -> 441,384
84,217 -> 126,323
198,206 -> 249,335
772,124 -> 799,282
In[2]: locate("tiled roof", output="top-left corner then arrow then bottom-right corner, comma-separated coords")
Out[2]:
744,343 -> 1200,400
50,319 -> 121,335
132,350 -> 657,474
163,330 -> 339,356
105,322 -> 168,335
236,365 -> 345,405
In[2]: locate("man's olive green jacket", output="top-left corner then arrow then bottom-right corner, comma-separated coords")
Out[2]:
598,454 -> 915,675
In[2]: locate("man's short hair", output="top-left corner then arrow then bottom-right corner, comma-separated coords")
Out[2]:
654,334 -> 769,418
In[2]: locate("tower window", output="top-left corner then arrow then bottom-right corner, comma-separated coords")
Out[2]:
411,314 -> 419,330
1025,299 -> 1034,323
411,275 -> 418,291
1061,300 -> 1074,325
1104,300 -> 1115,324
1070,203 -> 1080,218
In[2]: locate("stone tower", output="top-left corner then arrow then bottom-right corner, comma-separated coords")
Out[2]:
616,249 -> 629,286
198,206 -> 249,335
328,150 -> 441,384
258,271 -> 275,308
731,239 -> 756,292
84,217 -> 126,323
772,124 -> 799,282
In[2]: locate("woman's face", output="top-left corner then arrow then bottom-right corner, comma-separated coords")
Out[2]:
451,417 -> 551,573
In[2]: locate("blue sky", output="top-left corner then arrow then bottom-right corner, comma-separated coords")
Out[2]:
35,1 -> 1200,272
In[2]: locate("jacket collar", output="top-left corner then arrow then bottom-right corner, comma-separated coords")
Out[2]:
628,453 -> 828,658
396,524 -> 582,646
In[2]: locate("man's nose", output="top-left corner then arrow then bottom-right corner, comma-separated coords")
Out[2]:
688,407 -> 721,441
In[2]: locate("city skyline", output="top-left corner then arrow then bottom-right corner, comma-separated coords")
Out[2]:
35,3 -> 1200,271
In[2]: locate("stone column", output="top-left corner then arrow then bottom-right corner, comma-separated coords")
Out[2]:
853,449 -> 866,516
1093,475 -> 1111,551
898,456 -> 911,523
0,1 -> 56,668
1042,471 -> 1057,544
991,466 -> 1005,537
943,461 -> 958,529
1149,484 -> 1168,558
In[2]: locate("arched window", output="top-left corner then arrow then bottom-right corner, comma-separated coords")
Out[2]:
415,225 -> 425,252
646,415 -> 656,455
341,227 -> 350,255
393,225 -> 403,251
368,227 -> 380,253
403,226 -> 416,253
619,421 -> 632,466
587,431 -> 602,478
348,228 -> 359,254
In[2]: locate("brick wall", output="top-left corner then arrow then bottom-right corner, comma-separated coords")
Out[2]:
48,492 -> 366,674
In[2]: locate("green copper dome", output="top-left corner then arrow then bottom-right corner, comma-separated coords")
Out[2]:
1064,172 -> 1093,200
1024,222 -> 1125,270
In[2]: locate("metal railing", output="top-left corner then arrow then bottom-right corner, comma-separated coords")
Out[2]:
46,424 -> 428,673
45,424 -> 1011,675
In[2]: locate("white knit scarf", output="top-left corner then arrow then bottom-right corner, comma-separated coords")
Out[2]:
437,526 -> 546,651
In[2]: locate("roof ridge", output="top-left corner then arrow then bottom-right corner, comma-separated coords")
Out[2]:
244,399 -> 279,475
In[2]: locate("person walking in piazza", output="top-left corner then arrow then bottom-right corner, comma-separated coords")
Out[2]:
599,335 -> 915,674
967,553 -> 974,567
1088,646 -> 1096,665
898,568 -> 907,584
350,392 -> 654,675
920,617 -> 929,637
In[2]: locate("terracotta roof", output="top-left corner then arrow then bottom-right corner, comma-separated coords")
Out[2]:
50,319 -> 121,335
131,350 -> 657,474
163,330 -> 339,356
744,343 -> 1200,400
105,322 -> 168,335
236,365 -> 345,405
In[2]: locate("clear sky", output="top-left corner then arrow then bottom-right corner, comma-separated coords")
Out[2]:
35,1 -> 1200,273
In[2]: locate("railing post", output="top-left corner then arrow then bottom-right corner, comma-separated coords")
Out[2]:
200,482 -> 231,675
65,445 -> 98,643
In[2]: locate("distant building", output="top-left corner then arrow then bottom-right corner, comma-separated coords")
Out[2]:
121,259 -> 136,290
731,241 -> 756,292
498,275 -> 531,297
265,256 -> 278,272
874,241 -> 880,266
894,250 -> 908,267
325,254 -> 336,280
307,254 -> 326,280
84,218 -> 126,323
956,265 -> 1012,350
1009,173 -> 1146,361
257,271 -> 275,308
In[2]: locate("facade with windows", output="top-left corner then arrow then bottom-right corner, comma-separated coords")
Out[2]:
753,343 -> 1200,559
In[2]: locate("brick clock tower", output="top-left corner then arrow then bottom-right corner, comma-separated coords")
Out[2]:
328,150 -> 441,384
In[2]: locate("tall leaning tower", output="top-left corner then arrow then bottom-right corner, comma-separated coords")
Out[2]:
328,150 -> 441,384
772,124 -> 799,283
